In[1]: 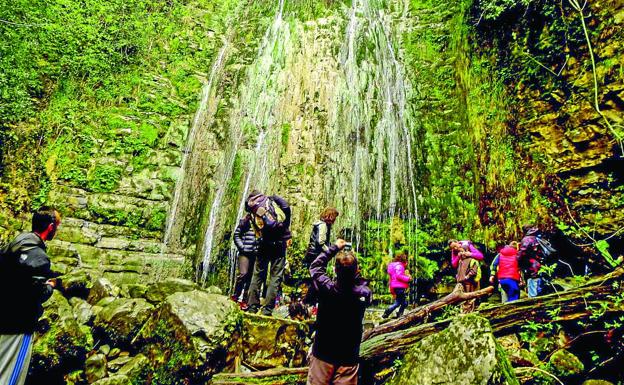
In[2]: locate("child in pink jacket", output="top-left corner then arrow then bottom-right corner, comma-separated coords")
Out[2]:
382,252 -> 412,318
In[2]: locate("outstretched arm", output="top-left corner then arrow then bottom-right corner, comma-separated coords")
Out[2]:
310,241 -> 345,294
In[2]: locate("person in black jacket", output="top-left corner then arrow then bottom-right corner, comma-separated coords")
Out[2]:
0,207 -> 60,385
245,191 -> 292,316
307,239 -> 372,385
305,207 -> 339,266
231,213 -> 260,309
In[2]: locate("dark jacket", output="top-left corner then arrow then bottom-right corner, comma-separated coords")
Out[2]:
518,230 -> 542,278
304,221 -> 331,265
310,245 -> 372,366
233,215 -> 260,256
0,232 -> 55,334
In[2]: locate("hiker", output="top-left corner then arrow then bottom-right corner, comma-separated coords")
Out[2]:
518,225 -> 545,298
456,244 -> 481,313
303,207 -> 339,311
305,207 -> 339,266
231,210 -> 261,310
307,239 -> 372,385
0,207 -> 61,385
246,190 -> 292,316
382,251 -> 412,319
449,239 -> 484,269
489,242 -> 523,303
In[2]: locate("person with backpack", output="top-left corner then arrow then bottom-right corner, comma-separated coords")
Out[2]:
307,239 -> 372,385
448,239 -> 484,269
489,242 -> 523,302
0,207 -> 61,385
382,251 -> 412,319
245,191 -> 292,316
518,225 -> 550,298
231,211 -> 261,310
456,244 -> 481,313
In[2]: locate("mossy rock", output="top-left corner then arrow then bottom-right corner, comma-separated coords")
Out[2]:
145,278 -> 199,303
94,298 -> 155,348
582,380 -> 615,385
508,348 -> 540,368
242,313 -> 309,369
91,375 -> 133,385
388,314 -> 519,385
88,278 -> 121,305
86,353 -> 108,383
60,269 -> 95,298
70,297 -> 95,325
134,290 -> 243,384
29,291 -> 93,383
548,349 -> 584,377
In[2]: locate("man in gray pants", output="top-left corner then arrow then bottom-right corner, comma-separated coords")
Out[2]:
0,207 -> 60,385
245,191 -> 291,316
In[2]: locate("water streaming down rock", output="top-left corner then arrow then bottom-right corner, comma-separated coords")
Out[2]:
163,40 -> 231,251
175,0 -> 422,287
199,0 -> 289,281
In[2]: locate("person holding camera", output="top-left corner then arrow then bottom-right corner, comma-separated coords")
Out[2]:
0,207 -> 61,385
307,239 -> 372,385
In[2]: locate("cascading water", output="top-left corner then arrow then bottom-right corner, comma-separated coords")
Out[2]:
163,40 -> 231,250
199,0 -> 288,282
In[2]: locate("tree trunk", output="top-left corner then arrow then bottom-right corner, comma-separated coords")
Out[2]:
360,268 -> 624,369
363,284 -> 495,340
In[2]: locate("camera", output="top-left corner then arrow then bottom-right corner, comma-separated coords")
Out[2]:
344,242 -> 353,251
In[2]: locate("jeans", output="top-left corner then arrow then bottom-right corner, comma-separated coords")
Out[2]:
499,278 -> 520,302
384,288 -> 407,317
247,242 -> 287,316
232,254 -> 256,302
527,278 -> 542,297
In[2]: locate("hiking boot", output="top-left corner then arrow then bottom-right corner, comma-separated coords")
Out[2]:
382,309 -> 391,319
246,305 -> 259,314
261,309 -> 273,317
239,301 -> 249,311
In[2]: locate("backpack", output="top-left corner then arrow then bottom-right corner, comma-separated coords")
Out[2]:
536,237 -> 556,258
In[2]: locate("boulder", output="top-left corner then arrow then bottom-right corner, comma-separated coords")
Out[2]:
60,269 -> 94,298
94,298 -> 155,348
548,349 -> 584,377
29,291 -> 93,384
243,314 -> 309,369
388,314 -> 519,385
121,283 -> 148,299
582,381 -> 615,385
70,297 -> 95,325
86,353 -> 108,383
88,278 -> 121,305
508,349 -> 540,368
145,278 -> 199,303
108,355 -> 134,372
117,354 -> 149,379
136,290 -> 243,385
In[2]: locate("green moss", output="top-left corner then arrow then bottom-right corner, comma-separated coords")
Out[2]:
87,165 -> 123,193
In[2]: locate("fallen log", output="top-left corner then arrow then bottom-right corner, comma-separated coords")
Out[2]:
360,268 -> 624,369
211,367 -> 308,385
363,284 -> 495,340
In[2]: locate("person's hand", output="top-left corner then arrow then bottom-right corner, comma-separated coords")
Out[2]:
256,206 -> 267,217
46,279 -> 56,288
335,239 -> 347,249
489,276 -> 495,285
287,239 -> 293,248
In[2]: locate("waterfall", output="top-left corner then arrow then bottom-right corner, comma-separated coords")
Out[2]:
199,0 -> 288,282
163,40 -> 230,250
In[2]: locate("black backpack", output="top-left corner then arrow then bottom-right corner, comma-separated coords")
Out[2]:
536,236 -> 557,258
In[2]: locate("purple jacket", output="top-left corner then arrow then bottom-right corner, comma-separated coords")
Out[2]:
387,261 -> 411,290
451,240 -> 484,269
310,245 -> 372,365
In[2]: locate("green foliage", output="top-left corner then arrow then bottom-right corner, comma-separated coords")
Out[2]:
87,165 -> 122,193
476,0 -> 532,21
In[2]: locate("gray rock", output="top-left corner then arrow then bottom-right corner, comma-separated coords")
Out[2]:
145,278 -> 199,303
107,355 -> 134,372
388,314 -> 519,385
88,278 -> 121,305
117,354 -> 149,378
135,291 -> 243,383
70,297 -> 95,325
121,284 -> 148,299
85,353 -> 108,383
94,298 -> 155,348
60,269 -> 94,298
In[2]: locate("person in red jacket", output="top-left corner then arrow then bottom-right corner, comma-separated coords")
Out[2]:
382,252 -> 412,319
489,243 -> 523,302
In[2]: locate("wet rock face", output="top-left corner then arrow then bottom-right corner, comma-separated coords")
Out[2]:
93,298 -> 155,348
242,313 -> 310,369
389,314 -> 519,385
